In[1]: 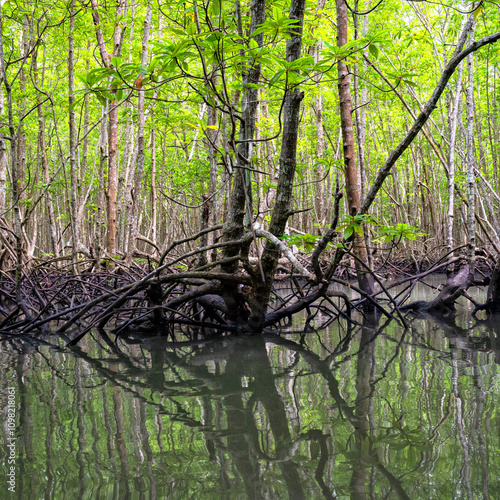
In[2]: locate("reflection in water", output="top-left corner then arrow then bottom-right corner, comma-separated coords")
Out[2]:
0,281 -> 499,499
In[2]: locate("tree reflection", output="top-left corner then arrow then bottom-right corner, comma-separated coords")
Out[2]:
0,312 -> 498,499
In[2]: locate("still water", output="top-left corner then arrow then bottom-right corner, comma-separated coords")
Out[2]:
0,278 -> 499,499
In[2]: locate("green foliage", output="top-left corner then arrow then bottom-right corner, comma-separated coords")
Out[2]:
336,214 -> 378,240
336,215 -> 425,245
374,223 -> 426,243
281,233 -> 320,252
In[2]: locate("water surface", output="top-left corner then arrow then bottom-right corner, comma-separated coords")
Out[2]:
0,278 -> 499,499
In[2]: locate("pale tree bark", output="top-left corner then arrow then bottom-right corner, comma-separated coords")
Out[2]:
0,70 -> 11,268
150,16 -> 163,251
33,46 -> 59,260
188,103 -> 207,162
446,61 -> 464,262
77,41 -> 91,250
96,105 -> 108,263
68,1 -> 81,269
16,16 -> 29,211
0,5 -> 24,294
0,87 -> 7,215
310,0 -> 327,227
121,118 -> 136,253
336,0 -> 375,299
207,68 -> 221,261
465,21 -> 476,276
150,129 -> 157,245
260,98 -> 277,214
90,0 -> 126,260
125,4 -> 152,264
485,54 -> 498,188
117,1 -> 136,245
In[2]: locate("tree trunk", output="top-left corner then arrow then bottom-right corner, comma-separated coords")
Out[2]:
310,0 -> 327,227
150,129 -> 157,245
465,20 -> 476,279
207,68 -> 220,262
33,47 -> 59,260
221,0 -> 266,320
353,6 -> 373,269
336,0 -> 375,300
0,88 -> 7,215
68,1 -> 80,270
125,5 -> 152,264
446,60 -> 463,268
90,0 -> 126,261
247,0 -> 307,331
0,5 -> 25,296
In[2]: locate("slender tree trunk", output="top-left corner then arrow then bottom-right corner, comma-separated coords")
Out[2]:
310,0 -> 327,227
465,21 -> 476,277
90,0 -> 126,261
78,40 -> 92,253
117,3 -> 136,246
353,2 -> 369,202
447,61 -> 464,266
33,48 -> 59,260
221,0 -> 266,320
150,129 -> 157,245
247,0 -> 307,331
0,87 -> 7,215
96,105 -> 108,263
125,5 -> 152,264
207,68 -> 220,261
336,0 -> 375,299
354,7 -> 372,268
68,1 -> 80,270
0,5 -> 25,295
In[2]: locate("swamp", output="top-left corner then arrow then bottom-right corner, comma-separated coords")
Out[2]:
1,0 -> 500,498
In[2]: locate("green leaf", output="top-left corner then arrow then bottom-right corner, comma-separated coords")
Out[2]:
368,43 -> 379,59
473,4 -> 483,19
76,74 -> 88,87
404,80 -> 418,87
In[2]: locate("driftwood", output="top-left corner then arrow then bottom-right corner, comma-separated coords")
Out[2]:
402,264 -> 472,314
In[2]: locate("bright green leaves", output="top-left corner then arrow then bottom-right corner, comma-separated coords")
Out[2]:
266,53 -> 317,87
385,70 -> 420,89
473,3 -> 483,20
281,233 -> 320,253
337,214 -> 377,240
252,5 -> 301,40
322,32 -> 386,66
369,42 -> 379,59
278,217 -> 426,254
337,216 -> 425,244
374,223 -> 426,244
155,38 -> 198,74
79,62 -> 151,105
268,69 -> 286,87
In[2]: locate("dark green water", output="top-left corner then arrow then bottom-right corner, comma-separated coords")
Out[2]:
1,279 -> 499,499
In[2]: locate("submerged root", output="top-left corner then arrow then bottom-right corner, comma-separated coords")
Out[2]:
401,264 -> 472,314
0,264 -> 353,344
